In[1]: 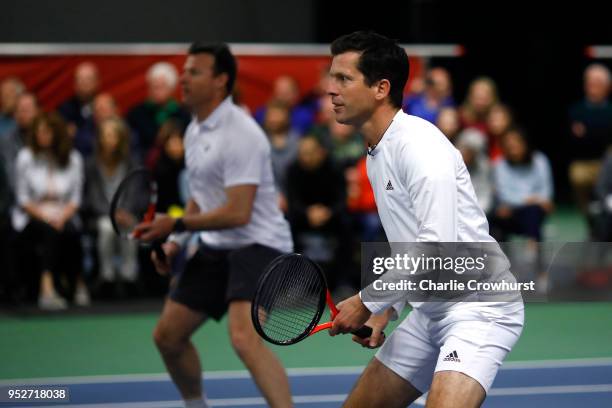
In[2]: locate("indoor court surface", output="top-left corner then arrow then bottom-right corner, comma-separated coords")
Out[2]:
1,303 -> 611,407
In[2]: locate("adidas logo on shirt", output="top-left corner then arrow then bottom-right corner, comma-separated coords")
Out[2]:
386,180 -> 394,190
443,350 -> 461,362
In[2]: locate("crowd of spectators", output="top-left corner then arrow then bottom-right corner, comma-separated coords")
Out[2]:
1,59 -> 610,310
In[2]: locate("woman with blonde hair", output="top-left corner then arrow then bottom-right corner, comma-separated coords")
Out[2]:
83,117 -> 139,297
460,76 -> 499,134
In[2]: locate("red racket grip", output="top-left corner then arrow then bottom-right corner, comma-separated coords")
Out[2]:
326,291 -> 384,339
131,203 -> 156,240
144,203 -> 156,222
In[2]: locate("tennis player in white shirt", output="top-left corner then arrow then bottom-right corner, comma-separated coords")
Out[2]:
327,31 -> 524,408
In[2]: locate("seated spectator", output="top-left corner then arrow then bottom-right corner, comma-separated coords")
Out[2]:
57,62 -> 100,158
12,113 -> 89,310
0,153 -> 9,224
568,63 -> 612,215
0,158 -> 14,303
93,93 -> 143,158
403,67 -> 455,124
127,62 -> 190,161
93,92 -> 120,123
594,150 -> 612,241
0,94 -> 40,297
286,137 -> 351,289
492,127 -> 554,243
456,129 -> 493,214
152,120 -> 185,214
0,93 -> 39,198
263,100 -> 299,212
254,75 -> 315,135
0,76 -> 25,136
311,96 -> 364,170
83,118 -> 138,297
436,107 -> 462,144
486,103 -> 514,160
460,76 -> 499,134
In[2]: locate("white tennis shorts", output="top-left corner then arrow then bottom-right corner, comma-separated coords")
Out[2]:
375,302 -> 524,393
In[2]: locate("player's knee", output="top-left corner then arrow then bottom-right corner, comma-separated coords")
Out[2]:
229,325 -> 259,356
153,325 -> 185,356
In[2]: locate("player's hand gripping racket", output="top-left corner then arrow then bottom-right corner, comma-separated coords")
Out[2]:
109,168 -> 166,263
251,253 -> 382,345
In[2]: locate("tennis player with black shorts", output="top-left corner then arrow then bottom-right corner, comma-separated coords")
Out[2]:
327,32 -> 524,407
134,43 -> 293,408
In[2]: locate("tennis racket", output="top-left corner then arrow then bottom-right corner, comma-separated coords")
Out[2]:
251,253 -> 381,346
109,168 -> 166,263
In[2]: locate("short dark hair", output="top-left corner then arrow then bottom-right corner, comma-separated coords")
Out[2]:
502,126 -> 534,165
188,42 -> 237,96
331,31 -> 409,108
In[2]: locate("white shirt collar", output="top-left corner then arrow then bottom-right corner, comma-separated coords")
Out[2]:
367,109 -> 403,156
196,96 -> 233,130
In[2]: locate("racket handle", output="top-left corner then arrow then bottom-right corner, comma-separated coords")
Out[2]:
152,240 -> 167,263
351,325 -> 384,339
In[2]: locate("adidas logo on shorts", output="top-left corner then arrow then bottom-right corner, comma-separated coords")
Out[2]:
443,350 -> 461,363
386,180 -> 394,190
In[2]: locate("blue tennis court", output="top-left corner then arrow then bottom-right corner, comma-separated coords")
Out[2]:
2,358 -> 611,407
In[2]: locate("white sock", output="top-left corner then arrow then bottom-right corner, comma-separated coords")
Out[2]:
184,396 -> 208,408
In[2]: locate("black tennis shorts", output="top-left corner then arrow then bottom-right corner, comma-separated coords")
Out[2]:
169,243 -> 283,320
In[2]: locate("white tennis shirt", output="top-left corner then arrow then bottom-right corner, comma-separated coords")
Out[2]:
367,110 -> 492,243
184,97 -> 293,253
362,110 -> 498,314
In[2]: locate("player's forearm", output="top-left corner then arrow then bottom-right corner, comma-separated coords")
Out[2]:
183,203 -> 250,231
184,199 -> 200,216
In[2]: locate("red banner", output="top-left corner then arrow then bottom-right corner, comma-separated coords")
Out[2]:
0,54 -> 423,114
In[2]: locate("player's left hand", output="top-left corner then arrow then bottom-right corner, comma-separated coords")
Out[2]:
351,309 -> 391,349
329,294 -> 371,336
133,214 -> 175,241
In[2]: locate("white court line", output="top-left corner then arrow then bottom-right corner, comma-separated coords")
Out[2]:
29,385 -> 612,408
502,357 -> 612,370
44,394 -> 347,408
489,383 -> 612,396
2,357 -> 612,386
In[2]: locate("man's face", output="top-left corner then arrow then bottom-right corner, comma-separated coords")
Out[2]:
426,68 -> 451,99
1,80 -> 21,114
585,69 -> 610,104
148,76 -> 174,105
180,54 -> 221,109
264,106 -> 290,134
502,131 -> 527,163
75,63 -> 99,100
15,95 -> 38,128
298,138 -> 325,170
273,76 -> 299,107
328,52 -> 377,126
93,94 -> 117,123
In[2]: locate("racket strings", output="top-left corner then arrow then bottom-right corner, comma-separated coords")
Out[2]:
111,170 -> 155,238
261,261 -> 316,331
256,256 -> 325,344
